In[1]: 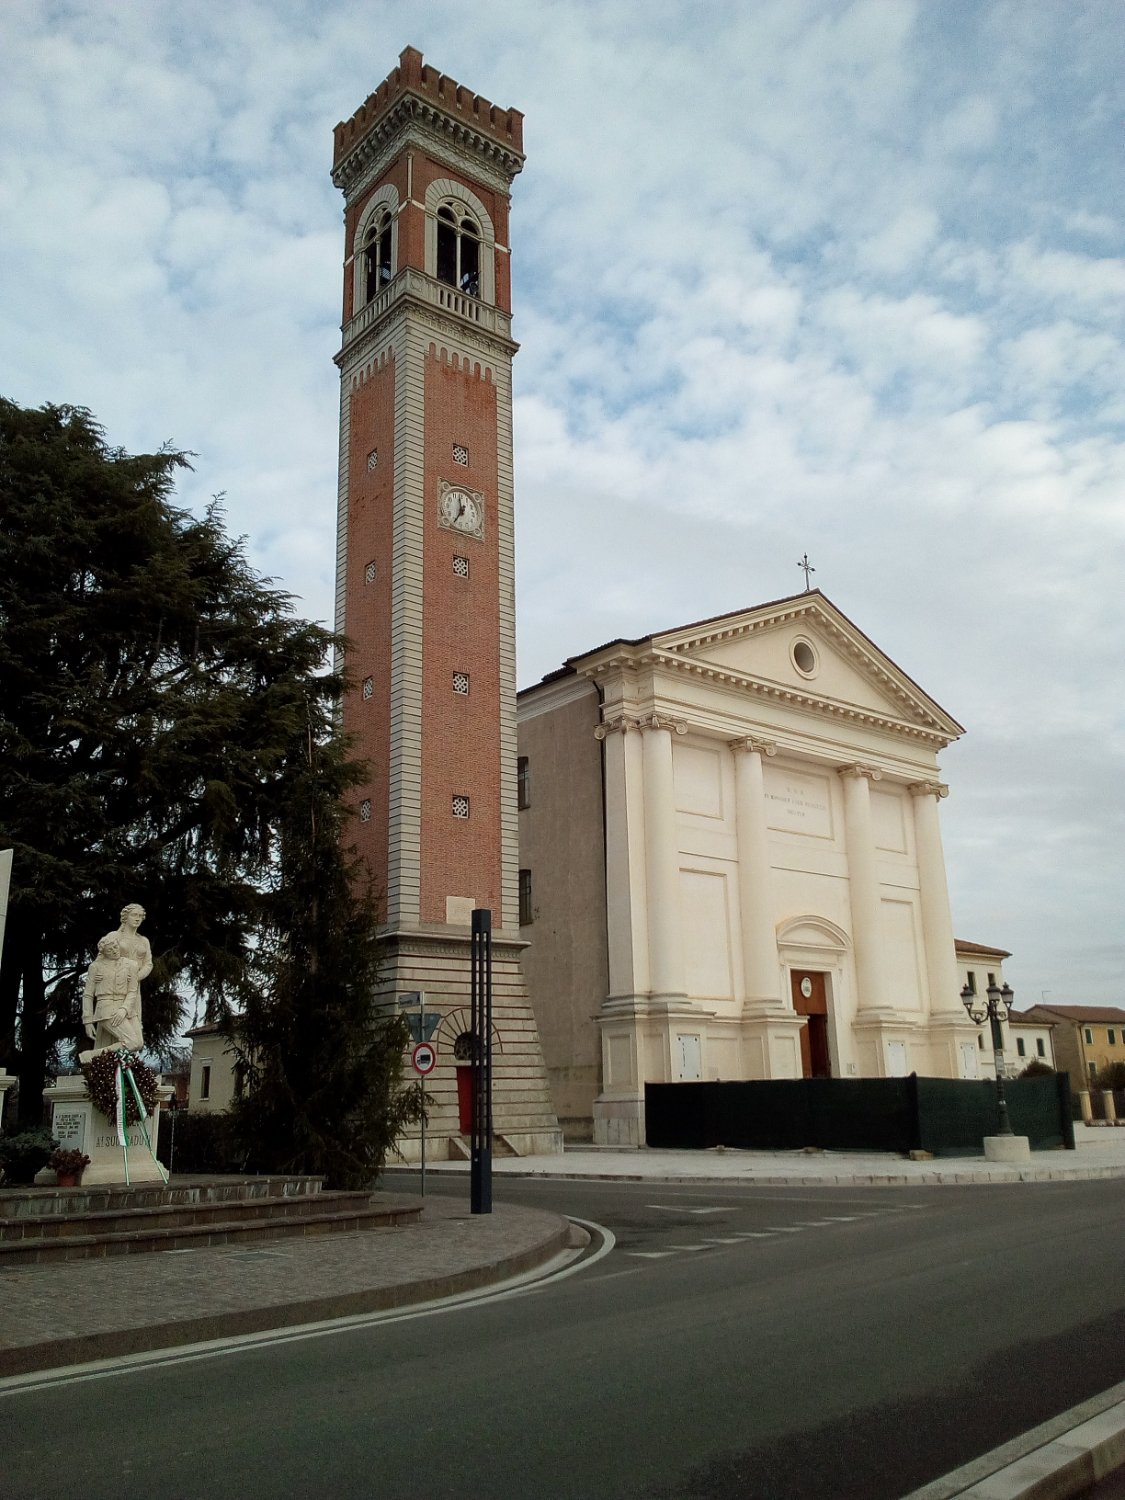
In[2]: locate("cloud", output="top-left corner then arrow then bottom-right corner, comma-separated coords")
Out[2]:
1,0 -> 1122,1006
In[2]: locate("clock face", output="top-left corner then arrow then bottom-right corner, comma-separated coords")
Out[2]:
439,485 -> 483,536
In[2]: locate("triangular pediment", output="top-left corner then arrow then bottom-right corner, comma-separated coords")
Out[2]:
649,592 -> 962,740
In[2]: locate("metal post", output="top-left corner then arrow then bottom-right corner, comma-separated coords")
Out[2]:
470,907 -> 493,1214
990,1012 -> 1013,1135
419,990 -> 426,1198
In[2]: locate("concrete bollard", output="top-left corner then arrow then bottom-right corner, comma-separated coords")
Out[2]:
1079,1089 -> 1093,1123
1103,1090 -> 1118,1125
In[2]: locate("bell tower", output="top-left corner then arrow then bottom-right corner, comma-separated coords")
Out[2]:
331,47 -> 560,1157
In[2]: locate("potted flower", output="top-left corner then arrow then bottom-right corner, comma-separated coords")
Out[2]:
48,1147 -> 91,1188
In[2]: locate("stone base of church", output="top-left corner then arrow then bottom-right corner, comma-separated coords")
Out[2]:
739,1010 -> 809,1079
592,1093 -> 645,1147
378,927 -> 563,1161
44,1073 -> 171,1186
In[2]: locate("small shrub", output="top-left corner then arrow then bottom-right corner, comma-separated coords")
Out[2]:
157,1109 -> 244,1174
0,1129 -> 57,1185
1019,1059 -> 1054,1079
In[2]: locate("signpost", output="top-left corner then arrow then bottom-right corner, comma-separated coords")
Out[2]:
411,1040 -> 437,1196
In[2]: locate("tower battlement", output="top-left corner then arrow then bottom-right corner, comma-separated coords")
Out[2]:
333,46 -> 524,171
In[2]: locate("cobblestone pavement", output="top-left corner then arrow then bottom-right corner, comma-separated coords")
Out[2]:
0,1192 -> 569,1377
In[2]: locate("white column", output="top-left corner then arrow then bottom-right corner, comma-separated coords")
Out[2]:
731,738 -> 781,1008
641,717 -> 686,1001
839,764 -> 890,1014
909,781 -> 962,1018
596,715 -> 649,1000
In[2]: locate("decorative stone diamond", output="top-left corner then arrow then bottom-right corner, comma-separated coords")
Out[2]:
359,799 -> 372,822
364,561 -> 377,584
367,449 -> 378,471
452,795 -> 470,819
452,443 -> 469,466
453,672 -> 470,696
362,676 -> 374,700
453,555 -> 469,578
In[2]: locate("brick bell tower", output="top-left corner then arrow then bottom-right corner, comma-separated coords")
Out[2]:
331,48 -> 561,1158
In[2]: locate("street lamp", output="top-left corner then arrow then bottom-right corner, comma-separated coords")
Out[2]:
962,980 -> 1016,1136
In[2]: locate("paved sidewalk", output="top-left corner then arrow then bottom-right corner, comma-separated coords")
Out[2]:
0,1191 -> 570,1378
401,1122 -> 1125,1187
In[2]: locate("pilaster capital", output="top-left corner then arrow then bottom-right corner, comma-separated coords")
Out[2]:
908,780 -> 949,800
838,762 -> 883,783
640,712 -> 689,736
594,714 -> 642,740
729,736 -> 777,758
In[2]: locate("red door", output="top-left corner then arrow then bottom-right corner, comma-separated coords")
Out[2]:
791,970 -> 831,1079
456,1065 -> 473,1135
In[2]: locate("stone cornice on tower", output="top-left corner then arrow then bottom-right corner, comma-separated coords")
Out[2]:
332,46 -> 525,196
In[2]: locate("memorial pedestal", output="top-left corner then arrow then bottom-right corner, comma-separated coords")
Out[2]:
45,1072 -> 172,1186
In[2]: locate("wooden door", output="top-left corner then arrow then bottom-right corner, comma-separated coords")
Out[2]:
791,970 -> 831,1079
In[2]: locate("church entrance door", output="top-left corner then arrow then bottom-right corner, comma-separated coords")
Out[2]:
791,970 -> 831,1079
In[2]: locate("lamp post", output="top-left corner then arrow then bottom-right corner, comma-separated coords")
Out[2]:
962,980 -> 1016,1136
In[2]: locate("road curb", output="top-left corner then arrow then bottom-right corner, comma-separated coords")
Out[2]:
393,1164 -> 1125,1188
0,1212 -> 572,1379
902,1379 -> 1125,1499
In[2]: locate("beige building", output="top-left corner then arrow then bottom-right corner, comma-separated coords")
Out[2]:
185,1021 -> 242,1115
518,590 -> 987,1145
1020,1004 -> 1125,1097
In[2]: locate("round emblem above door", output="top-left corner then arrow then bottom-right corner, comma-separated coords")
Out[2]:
800,977 -> 813,999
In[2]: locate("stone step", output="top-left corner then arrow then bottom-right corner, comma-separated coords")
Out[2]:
0,1198 -> 421,1267
0,1189 -> 371,1243
0,1176 -> 323,1221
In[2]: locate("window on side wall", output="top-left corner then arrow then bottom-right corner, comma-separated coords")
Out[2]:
518,868 -> 533,926
1085,1028 -> 1093,1044
1036,1039 -> 1046,1057
517,756 -> 530,810
1016,1038 -> 1026,1057
200,1063 -> 211,1101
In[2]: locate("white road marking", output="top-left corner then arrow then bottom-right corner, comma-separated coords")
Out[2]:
699,1237 -> 747,1245
626,1250 -> 678,1259
667,1243 -> 712,1252
0,1216 -> 616,1395
645,1205 -> 727,1215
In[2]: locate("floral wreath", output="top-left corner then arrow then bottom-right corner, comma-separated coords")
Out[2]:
81,1049 -> 160,1126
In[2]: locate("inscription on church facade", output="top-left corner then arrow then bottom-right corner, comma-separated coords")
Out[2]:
764,769 -> 833,838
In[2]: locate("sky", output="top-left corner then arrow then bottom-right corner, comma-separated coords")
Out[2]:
1,0 -> 1123,1009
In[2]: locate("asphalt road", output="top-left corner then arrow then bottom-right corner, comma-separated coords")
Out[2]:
3,1175 -> 1124,1500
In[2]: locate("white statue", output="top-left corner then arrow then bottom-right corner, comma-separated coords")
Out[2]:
80,934 -> 145,1060
107,903 -> 153,989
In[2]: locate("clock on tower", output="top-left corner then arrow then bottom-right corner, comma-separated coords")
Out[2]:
331,47 -> 560,1158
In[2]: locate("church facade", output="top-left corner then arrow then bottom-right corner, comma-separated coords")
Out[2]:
518,591 -> 984,1146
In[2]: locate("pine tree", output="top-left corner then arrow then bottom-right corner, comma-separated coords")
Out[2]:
225,718 -> 423,1188
0,399 -> 350,1123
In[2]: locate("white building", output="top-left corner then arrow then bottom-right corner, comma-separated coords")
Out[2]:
518,591 -> 986,1145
